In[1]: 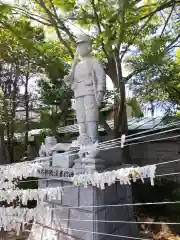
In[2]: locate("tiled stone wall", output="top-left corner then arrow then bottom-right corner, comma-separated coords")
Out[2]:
40,180 -> 139,240
129,138 -> 180,181
101,133 -> 180,179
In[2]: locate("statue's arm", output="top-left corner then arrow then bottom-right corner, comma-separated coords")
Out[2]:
63,72 -> 74,87
93,59 -> 106,93
92,58 -> 106,107
63,57 -> 78,88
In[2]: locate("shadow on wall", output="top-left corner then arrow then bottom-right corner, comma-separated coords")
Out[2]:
132,178 -> 180,218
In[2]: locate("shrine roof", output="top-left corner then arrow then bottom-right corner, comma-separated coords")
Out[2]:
57,116 -> 180,133
8,116 -> 180,141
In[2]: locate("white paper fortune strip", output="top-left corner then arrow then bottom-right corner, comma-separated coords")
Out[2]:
0,187 -> 62,205
0,162 -> 43,182
72,165 -> 156,189
0,205 -> 52,236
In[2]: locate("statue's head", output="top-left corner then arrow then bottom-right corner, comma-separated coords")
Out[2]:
76,34 -> 92,57
45,136 -> 57,146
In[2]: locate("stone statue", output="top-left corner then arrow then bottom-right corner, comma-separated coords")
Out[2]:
63,34 -> 106,146
39,136 -> 57,157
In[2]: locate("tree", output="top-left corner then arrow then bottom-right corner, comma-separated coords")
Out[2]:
2,0 -> 178,163
0,3 -> 78,161
128,29 -> 180,115
0,18 -> 46,162
36,40 -> 73,134
9,0 -> 180,134
0,26 -> 23,162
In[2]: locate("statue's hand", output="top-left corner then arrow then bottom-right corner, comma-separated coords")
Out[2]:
62,75 -> 69,86
74,50 -> 79,65
63,73 -> 73,86
96,92 -> 104,107
63,50 -> 79,86
63,74 -> 69,82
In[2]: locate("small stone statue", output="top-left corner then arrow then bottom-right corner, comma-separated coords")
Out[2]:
63,34 -> 106,146
39,136 -> 57,157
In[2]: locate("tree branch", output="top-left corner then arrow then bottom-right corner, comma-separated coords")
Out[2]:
120,13 -> 154,60
14,4 -> 75,44
135,4 -> 156,11
0,21 -> 37,52
34,0 -> 74,58
167,33 -> 180,50
117,0 -> 126,53
48,0 -> 75,44
12,7 -> 52,26
124,65 -> 149,82
160,1 -> 175,37
110,0 -> 180,25
138,0 -> 180,22
90,0 -> 108,58
66,15 -> 95,21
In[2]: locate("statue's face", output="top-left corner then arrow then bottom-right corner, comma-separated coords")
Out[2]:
45,136 -> 57,146
77,41 -> 92,57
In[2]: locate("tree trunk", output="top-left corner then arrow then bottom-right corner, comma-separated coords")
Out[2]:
24,63 -> 30,154
99,111 -> 113,135
0,124 -> 6,164
107,56 -> 131,164
3,84 -> 11,162
9,67 -> 18,162
107,56 -> 128,134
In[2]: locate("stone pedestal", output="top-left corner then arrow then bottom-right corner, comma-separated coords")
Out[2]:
73,157 -> 104,171
39,178 -> 139,240
52,152 -> 77,168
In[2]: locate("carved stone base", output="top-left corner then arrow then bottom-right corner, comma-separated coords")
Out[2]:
52,152 -> 78,168
73,157 -> 104,171
37,179 -> 139,240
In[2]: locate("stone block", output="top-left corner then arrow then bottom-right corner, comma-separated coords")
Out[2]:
57,233 -> 79,240
126,185 -> 132,197
53,205 -> 70,232
62,185 -> 79,207
79,186 -> 105,212
129,223 -> 139,236
127,205 -> 135,220
69,209 -> 93,239
79,187 -> 94,210
95,209 -> 107,240
102,223 -> 139,240
104,183 -> 117,205
117,206 -> 130,221
52,152 -> 74,168
105,204 -> 130,234
98,147 -> 122,167
58,232 -> 78,240
39,180 -> 63,204
46,180 -> 63,188
95,188 -> 105,207
113,223 -> 137,240
62,181 -> 73,187
105,206 -> 118,233
73,157 -> 104,171
117,184 -> 127,201
38,179 -> 48,189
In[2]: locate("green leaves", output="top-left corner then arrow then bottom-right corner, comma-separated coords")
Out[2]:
176,47 -> 180,66
53,0 -> 76,12
126,97 -> 144,117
